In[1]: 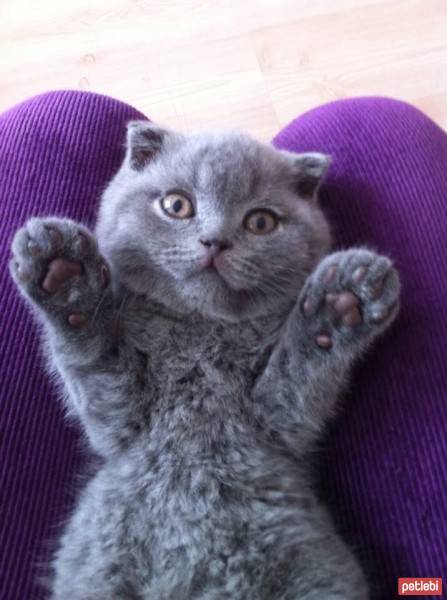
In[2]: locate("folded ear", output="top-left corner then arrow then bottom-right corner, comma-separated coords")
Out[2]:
125,121 -> 169,170
281,151 -> 331,199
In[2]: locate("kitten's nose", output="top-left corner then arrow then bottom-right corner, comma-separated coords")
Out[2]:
200,238 -> 233,254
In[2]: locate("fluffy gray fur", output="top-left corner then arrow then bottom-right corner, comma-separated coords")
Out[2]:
10,122 -> 400,599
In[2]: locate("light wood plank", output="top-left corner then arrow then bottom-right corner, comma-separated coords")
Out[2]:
0,0 -> 445,139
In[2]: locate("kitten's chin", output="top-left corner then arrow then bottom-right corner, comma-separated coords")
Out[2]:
169,271 -> 291,323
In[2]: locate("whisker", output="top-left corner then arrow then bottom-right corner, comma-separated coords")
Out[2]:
115,291 -> 131,331
91,289 -> 110,325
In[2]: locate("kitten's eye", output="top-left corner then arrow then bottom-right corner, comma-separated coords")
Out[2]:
244,210 -> 278,235
161,193 -> 194,219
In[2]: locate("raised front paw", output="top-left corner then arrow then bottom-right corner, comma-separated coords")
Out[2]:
300,248 -> 400,350
10,217 -> 110,328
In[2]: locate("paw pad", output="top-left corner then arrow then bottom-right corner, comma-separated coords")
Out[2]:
47,226 -> 63,249
14,261 -> 31,281
27,240 -> 40,256
369,277 -> 385,300
314,291 -> 361,348
323,264 -> 337,284
316,334 -> 332,349
326,291 -> 362,327
42,258 -> 83,294
302,297 -> 314,317
352,265 -> 367,284
68,313 -> 87,328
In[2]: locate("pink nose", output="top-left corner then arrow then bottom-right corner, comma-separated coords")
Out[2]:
199,238 -> 233,254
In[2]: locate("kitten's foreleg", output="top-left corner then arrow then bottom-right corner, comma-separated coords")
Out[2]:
9,218 -> 140,453
252,248 -> 400,454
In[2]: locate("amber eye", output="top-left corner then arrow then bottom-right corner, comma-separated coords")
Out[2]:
161,193 -> 194,219
244,210 -> 278,235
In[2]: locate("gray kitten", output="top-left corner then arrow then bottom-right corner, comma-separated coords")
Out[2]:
10,122 -> 400,599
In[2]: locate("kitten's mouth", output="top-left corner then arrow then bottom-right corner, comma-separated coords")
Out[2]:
192,253 -> 249,294
201,256 -> 217,270
194,254 -> 236,290
200,253 -> 225,272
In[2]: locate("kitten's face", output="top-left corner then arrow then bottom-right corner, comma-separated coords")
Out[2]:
96,123 -> 331,321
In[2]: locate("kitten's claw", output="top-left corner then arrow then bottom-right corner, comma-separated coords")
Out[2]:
300,248 -> 400,351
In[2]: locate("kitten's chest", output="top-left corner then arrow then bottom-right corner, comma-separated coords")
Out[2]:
124,302 -> 280,401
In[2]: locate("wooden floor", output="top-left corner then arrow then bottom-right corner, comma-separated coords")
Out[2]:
1,0 -> 446,139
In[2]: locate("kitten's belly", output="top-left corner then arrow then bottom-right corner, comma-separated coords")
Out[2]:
102,311 -> 309,595
109,433 -> 308,540
100,443 -> 310,597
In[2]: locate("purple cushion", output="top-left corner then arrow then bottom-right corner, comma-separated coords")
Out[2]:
0,92 -> 445,599
0,92 -> 146,600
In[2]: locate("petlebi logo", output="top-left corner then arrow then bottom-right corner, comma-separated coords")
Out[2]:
398,578 -> 442,596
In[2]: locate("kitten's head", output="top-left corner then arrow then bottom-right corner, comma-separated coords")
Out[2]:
96,122 -> 331,321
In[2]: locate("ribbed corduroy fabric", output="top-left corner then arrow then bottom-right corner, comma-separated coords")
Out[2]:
0,91 -> 146,600
274,98 -> 447,599
0,93 -> 445,599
